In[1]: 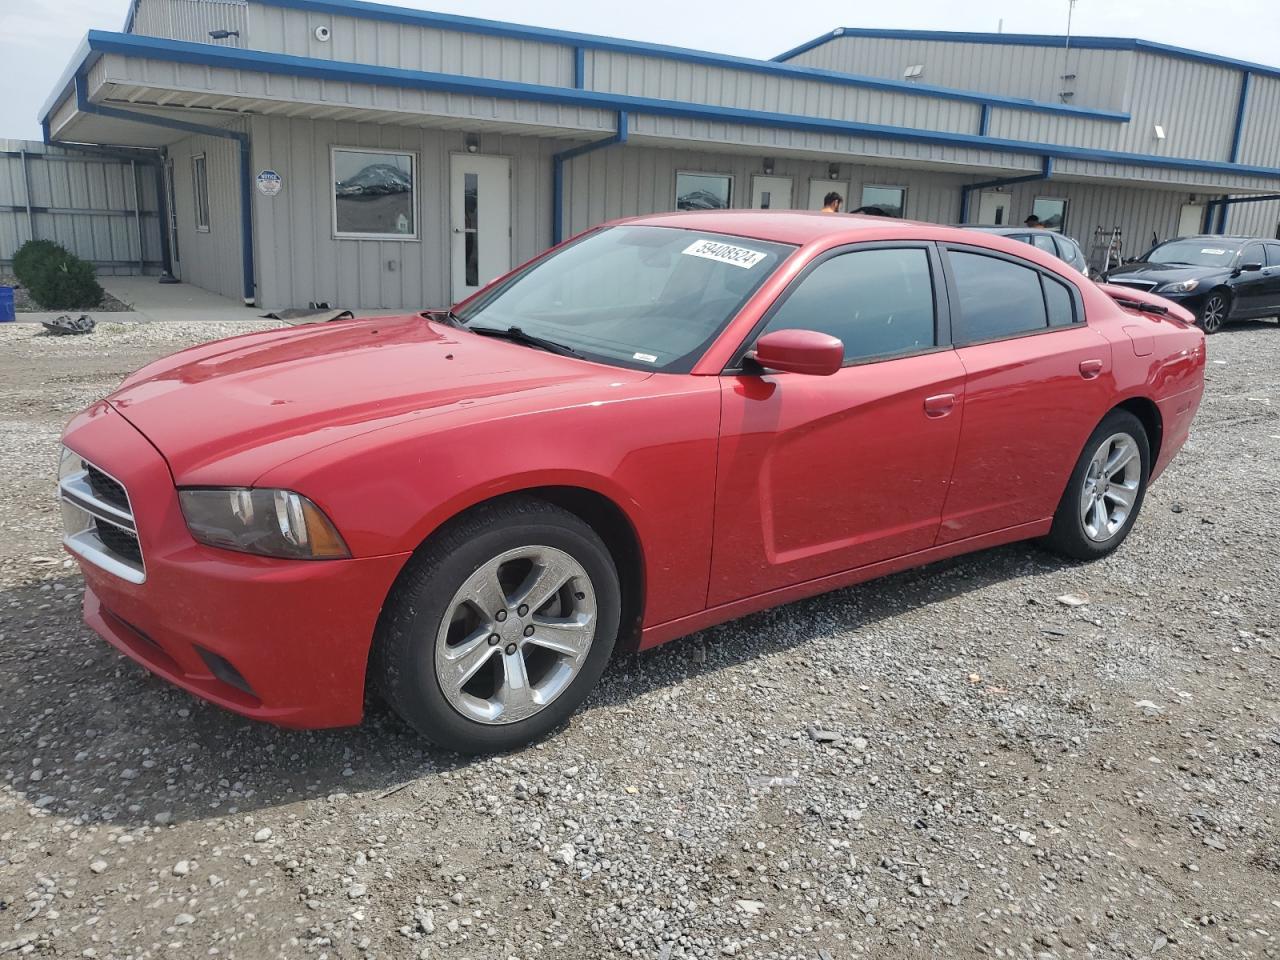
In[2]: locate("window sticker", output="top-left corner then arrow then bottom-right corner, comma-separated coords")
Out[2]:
682,239 -> 767,269
1200,248 -> 1228,255
633,352 -> 658,363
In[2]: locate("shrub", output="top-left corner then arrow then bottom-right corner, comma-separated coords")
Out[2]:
12,239 -> 68,289
29,257 -> 104,311
12,240 -> 104,310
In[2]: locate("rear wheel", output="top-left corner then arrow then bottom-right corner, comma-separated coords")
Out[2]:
373,497 -> 620,753
1197,291 -> 1229,334
1045,410 -> 1150,560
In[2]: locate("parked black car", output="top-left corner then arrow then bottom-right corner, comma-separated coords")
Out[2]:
963,226 -> 1090,276
1105,235 -> 1280,333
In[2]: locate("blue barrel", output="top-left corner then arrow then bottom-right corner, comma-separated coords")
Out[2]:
0,286 -> 14,322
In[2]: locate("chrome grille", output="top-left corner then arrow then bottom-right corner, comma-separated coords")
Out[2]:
59,448 -> 146,584
1107,278 -> 1158,291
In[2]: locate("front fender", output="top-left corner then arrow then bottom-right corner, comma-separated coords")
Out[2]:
255,377 -> 724,628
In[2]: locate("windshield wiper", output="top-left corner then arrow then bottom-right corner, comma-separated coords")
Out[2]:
466,324 -> 582,358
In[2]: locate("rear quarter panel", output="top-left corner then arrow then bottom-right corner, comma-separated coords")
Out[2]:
1088,285 -> 1206,481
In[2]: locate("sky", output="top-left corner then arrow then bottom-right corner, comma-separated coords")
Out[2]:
2,0 -> 1278,141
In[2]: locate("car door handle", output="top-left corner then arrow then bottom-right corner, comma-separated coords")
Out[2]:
923,393 -> 957,418
1079,359 -> 1104,380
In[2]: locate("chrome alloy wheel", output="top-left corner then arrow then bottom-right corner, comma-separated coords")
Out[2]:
434,545 -> 597,725
1200,295 -> 1226,333
1080,432 -> 1142,542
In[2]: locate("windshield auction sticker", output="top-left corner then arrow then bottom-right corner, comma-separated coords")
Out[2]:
682,239 -> 767,269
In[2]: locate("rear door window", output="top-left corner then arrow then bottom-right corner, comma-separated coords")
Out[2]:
1042,275 -> 1077,326
1264,243 -> 1280,266
947,249 -> 1048,343
762,246 -> 937,362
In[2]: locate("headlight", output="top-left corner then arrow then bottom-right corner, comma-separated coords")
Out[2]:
178,488 -> 350,559
1160,279 -> 1199,294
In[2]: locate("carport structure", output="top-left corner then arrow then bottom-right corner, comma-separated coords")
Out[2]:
39,0 -> 1280,309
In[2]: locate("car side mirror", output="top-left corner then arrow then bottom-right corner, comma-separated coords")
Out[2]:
1238,262 -> 1263,273
750,329 -> 844,376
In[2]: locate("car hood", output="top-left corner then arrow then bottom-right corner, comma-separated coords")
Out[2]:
107,315 -> 648,483
1106,262 -> 1227,285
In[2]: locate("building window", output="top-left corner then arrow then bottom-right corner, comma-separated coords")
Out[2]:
858,185 -> 906,218
676,172 -> 732,210
192,154 -> 210,233
1032,196 -> 1068,232
332,147 -> 418,240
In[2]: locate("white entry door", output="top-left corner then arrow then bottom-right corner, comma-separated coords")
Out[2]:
450,154 -> 511,303
751,175 -> 794,209
808,179 -> 851,211
1177,203 -> 1205,238
976,191 -> 1012,226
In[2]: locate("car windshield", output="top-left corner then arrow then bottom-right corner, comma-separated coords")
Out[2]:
457,225 -> 794,372
1145,239 -> 1240,267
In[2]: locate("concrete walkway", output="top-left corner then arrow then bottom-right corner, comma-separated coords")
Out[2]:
13,276 -> 411,324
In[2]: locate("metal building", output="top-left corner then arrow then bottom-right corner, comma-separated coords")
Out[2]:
35,0 -> 1280,309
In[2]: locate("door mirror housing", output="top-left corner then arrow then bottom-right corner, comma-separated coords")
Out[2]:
1237,261 -> 1263,273
750,329 -> 844,376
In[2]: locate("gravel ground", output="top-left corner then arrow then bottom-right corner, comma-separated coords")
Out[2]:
0,276 -> 133,313
1,318 -> 1278,960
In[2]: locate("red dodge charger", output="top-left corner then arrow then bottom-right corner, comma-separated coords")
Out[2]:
59,212 -> 1205,752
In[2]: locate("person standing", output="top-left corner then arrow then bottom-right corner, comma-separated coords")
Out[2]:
821,192 -> 844,213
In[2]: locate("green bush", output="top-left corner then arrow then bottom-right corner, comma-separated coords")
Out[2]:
12,239 -> 68,289
12,240 -> 104,310
29,258 -> 104,311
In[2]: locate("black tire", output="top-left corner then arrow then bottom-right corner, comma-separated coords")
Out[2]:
1197,289 -> 1230,334
1044,409 -> 1151,561
372,496 -> 621,753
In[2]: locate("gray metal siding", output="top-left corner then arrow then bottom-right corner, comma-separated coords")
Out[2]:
100,54 -> 615,136
562,142 -> 975,238
784,36 -> 1133,113
627,114 -> 1039,174
246,3 -> 572,85
1239,74 -> 1280,169
248,116 -> 558,310
985,179 -> 1191,255
131,0 -> 248,45
0,140 -> 161,276
1224,197 -> 1280,239
167,132 -> 244,299
587,51 -> 981,135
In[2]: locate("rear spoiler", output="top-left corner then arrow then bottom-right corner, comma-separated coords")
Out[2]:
1096,283 -> 1195,324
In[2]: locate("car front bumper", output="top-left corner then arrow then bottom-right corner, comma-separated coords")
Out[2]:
62,402 -> 409,729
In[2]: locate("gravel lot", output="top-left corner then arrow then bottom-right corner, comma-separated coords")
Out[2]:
1,317 -> 1278,960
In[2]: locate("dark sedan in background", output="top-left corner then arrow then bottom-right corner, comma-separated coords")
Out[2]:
963,226 -> 1091,276
1105,236 -> 1280,333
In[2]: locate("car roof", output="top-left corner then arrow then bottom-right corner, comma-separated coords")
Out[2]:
1164,235 -> 1249,244
615,209 -> 962,246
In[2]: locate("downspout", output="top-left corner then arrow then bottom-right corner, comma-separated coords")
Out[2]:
552,111 -> 628,245
959,156 -> 1053,223
71,71 -> 256,304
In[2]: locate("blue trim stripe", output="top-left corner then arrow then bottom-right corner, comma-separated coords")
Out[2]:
244,0 -> 1126,120
56,32 -> 1280,183
774,27 -> 1280,83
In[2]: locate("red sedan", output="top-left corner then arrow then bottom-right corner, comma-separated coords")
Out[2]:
59,212 -> 1205,753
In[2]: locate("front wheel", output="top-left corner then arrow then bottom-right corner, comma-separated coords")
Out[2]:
1044,410 -> 1150,561
1197,291 -> 1229,334
372,497 -> 621,753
